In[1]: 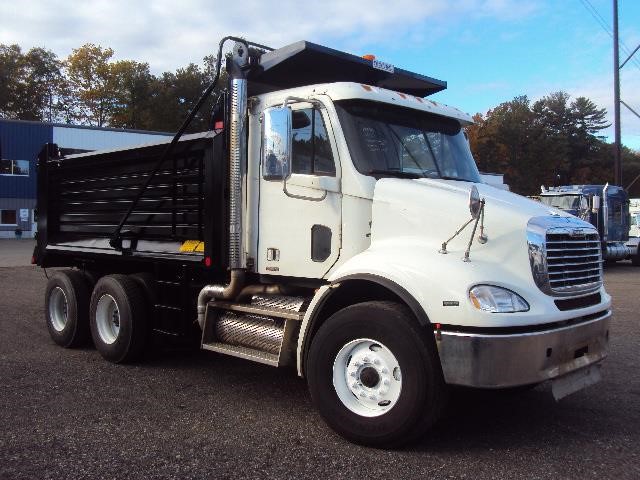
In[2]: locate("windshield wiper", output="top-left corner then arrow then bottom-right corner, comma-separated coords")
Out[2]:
368,169 -> 421,179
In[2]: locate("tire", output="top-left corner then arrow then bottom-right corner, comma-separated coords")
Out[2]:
45,269 -> 91,347
632,252 -> 640,266
89,274 -> 149,363
307,301 -> 446,448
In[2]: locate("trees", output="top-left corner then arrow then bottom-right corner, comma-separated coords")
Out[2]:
64,44 -> 117,126
109,60 -> 155,129
0,44 -> 65,121
467,91 -> 629,196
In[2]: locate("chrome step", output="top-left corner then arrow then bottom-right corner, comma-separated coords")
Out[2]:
207,301 -> 304,321
201,294 -> 309,367
202,342 -> 279,367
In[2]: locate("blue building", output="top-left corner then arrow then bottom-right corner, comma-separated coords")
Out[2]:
0,119 -> 171,238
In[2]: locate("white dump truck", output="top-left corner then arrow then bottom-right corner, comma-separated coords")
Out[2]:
34,37 -> 611,447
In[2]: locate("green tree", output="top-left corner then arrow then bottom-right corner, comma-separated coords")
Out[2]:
146,63 -> 212,132
65,44 -> 116,126
0,44 -> 65,121
109,60 -> 155,129
0,44 -> 24,117
468,92 -> 620,196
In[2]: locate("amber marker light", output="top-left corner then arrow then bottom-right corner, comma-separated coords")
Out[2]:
469,291 -> 482,309
362,54 -> 376,61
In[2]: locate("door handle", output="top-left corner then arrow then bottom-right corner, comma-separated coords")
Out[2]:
282,174 -> 338,202
283,176 -> 327,201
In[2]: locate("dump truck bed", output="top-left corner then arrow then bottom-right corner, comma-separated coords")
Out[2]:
35,131 -> 227,268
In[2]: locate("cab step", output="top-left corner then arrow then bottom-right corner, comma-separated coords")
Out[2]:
201,294 -> 309,367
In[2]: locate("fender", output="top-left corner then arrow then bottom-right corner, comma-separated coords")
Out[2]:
296,273 -> 432,377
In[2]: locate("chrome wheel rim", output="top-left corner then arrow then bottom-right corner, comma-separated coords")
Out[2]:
95,294 -> 120,345
332,338 -> 402,417
49,287 -> 68,332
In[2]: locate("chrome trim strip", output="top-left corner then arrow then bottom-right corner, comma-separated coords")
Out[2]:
440,310 -> 610,339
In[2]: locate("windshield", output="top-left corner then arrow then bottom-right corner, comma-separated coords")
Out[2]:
539,194 -> 584,210
335,100 -> 481,182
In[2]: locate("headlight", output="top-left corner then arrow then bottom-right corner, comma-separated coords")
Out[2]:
469,285 -> 529,313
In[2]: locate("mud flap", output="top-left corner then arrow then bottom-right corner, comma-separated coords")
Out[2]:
551,364 -> 602,401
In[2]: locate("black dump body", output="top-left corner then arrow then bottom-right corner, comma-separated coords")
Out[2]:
34,132 -> 227,273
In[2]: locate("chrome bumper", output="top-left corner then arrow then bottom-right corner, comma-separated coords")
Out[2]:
436,311 -> 611,388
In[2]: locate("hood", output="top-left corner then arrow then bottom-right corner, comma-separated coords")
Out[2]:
369,178 -> 600,289
371,178 -> 574,250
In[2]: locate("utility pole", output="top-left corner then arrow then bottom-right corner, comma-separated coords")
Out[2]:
613,0 -> 622,186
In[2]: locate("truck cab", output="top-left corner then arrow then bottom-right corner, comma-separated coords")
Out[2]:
539,184 -> 638,263
35,38 -> 613,447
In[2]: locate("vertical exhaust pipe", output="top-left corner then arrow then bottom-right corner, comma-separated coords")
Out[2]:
197,42 -> 250,328
227,43 -> 249,269
602,183 -> 609,243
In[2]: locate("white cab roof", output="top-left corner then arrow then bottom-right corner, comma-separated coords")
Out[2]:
312,82 -> 473,125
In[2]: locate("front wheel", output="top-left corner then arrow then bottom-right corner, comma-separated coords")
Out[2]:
307,301 -> 446,447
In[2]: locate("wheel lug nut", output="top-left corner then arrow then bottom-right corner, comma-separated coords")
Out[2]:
374,359 -> 381,365
352,383 -> 359,389
363,357 -> 370,363
383,379 -> 390,386
381,368 -> 388,374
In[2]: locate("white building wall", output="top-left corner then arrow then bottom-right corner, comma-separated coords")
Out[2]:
53,126 -> 171,151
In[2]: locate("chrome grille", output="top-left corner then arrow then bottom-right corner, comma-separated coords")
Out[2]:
545,230 -> 602,293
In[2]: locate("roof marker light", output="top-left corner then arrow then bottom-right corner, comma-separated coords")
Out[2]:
362,54 -> 376,61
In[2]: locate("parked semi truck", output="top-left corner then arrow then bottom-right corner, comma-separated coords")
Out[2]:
539,184 -> 639,265
627,198 -> 640,262
34,37 -> 612,447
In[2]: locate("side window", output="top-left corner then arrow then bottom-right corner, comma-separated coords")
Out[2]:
291,108 -> 336,176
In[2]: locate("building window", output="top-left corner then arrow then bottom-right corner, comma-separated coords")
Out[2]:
0,159 -> 30,176
0,210 -> 17,225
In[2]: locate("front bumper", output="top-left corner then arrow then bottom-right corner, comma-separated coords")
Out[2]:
436,310 -> 611,388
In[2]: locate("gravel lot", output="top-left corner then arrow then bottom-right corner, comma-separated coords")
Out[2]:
1,240 -> 639,479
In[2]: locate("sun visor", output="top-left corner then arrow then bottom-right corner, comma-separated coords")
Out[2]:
248,40 -> 446,98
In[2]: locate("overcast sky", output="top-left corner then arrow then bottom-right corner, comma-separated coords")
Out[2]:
1,0 -> 639,149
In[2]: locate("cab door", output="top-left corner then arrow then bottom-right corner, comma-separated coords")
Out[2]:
257,103 -> 342,278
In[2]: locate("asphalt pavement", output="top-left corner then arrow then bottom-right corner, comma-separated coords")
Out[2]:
1,241 -> 639,479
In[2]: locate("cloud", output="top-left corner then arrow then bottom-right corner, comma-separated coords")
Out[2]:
0,0 -> 541,73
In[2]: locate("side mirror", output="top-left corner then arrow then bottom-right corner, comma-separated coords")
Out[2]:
262,106 -> 292,181
469,185 -> 482,219
592,195 -> 601,213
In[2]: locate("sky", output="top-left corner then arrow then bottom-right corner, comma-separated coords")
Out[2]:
1,0 -> 639,149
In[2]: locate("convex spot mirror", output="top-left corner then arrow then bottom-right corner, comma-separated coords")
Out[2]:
262,106 -> 292,181
469,185 -> 482,219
